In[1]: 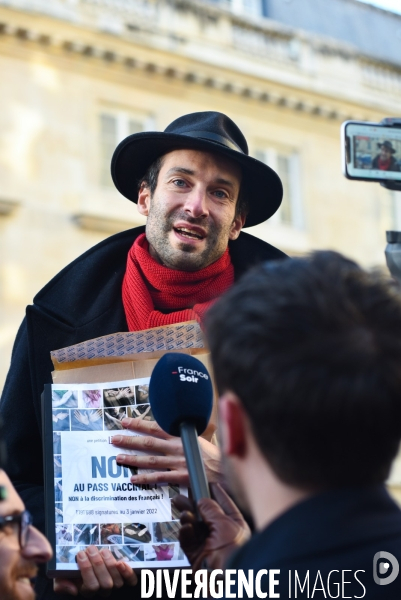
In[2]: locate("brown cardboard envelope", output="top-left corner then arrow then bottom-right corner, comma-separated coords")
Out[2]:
51,324 -> 218,440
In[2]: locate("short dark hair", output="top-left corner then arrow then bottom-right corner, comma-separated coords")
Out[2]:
139,155 -> 164,198
139,154 -> 249,221
206,251 -> 401,489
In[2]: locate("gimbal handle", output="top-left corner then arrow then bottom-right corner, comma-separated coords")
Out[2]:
380,118 -> 401,192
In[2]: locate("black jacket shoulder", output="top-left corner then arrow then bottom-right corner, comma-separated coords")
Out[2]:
33,226 -> 146,328
229,230 -> 287,280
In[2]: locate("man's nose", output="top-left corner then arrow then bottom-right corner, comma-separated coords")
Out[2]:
22,525 -> 53,563
183,187 -> 209,218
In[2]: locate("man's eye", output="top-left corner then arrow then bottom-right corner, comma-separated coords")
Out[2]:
214,190 -> 228,199
173,179 -> 186,187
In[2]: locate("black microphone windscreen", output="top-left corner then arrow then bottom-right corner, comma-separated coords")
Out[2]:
149,353 -> 213,436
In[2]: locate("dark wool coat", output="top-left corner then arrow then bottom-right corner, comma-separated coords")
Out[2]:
226,485 -> 401,599
372,154 -> 400,172
0,226 -> 286,600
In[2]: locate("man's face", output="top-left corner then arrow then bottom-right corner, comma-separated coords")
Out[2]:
380,146 -> 391,161
0,470 -> 52,600
137,149 -> 244,271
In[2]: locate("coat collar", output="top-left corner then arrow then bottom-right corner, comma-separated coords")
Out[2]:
32,226 -> 286,329
228,485 -> 401,569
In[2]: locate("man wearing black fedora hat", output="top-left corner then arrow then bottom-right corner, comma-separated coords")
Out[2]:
0,111 -> 286,599
372,140 -> 400,172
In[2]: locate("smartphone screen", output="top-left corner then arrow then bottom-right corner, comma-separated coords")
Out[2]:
342,121 -> 401,182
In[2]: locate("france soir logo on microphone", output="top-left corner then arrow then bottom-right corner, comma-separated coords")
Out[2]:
172,366 -> 209,383
149,353 -> 213,436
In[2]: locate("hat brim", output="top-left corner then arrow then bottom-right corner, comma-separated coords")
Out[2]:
378,143 -> 396,154
111,132 -> 283,228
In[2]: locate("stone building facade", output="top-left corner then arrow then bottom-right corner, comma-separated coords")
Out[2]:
1,0 -> 401,490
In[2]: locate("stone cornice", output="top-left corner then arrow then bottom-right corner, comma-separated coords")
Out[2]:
72,213 -> 142,234
0,15 -> 365,122
0,0 -> 400,117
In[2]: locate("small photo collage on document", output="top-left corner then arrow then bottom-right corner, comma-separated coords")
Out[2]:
53,432 -> 63,524
51,380 -> 154,435
51,380 -> 153,526
56,519 -> 185,565
52,381 -> 184,565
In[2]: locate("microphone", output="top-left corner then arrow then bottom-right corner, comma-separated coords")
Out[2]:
149,353 -> 213,507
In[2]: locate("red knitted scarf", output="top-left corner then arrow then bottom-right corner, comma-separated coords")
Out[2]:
122,233 -> 234,331
378,156 -> 391,170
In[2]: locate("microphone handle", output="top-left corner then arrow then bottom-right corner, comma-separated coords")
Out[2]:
180,421 -> 211,517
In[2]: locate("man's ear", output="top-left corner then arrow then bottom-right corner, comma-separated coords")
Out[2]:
137,182 -> 151,216
219,392 -> 247,458
229,213 -> 246,241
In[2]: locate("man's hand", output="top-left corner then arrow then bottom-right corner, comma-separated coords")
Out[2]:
173,483 -> 251,571
54,546 -> 137,597
73,411 -> 89,426
111,417 -> 220,486
89,409 -> 103,423
53,412 -> 69,423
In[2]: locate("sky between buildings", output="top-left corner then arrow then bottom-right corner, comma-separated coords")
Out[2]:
358,0 -> 401,15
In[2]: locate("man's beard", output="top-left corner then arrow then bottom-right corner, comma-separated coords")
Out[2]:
0,562 -> 37,600
145,205 -> 230,272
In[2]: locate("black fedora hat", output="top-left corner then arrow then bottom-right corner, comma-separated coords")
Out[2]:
111,111 -> 282,228
378,140 -> 396,154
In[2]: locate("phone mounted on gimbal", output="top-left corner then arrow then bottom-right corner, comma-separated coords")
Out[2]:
342,117 -> 401,280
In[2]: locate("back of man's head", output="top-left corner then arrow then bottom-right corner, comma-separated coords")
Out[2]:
206,251 -> 401,490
